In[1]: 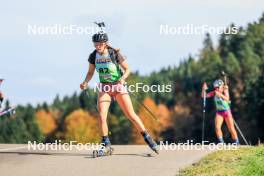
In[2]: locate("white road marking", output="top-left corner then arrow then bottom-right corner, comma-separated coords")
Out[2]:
0,146 -> 26,151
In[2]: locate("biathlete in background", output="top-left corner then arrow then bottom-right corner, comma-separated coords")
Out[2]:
0,76 -> 4,109
202,79 -> 239,144
0,77 -> 16,117
80,24 -> 159,154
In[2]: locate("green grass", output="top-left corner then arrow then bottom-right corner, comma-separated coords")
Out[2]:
178,145 -> 264,176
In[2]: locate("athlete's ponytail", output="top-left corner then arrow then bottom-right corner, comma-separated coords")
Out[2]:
107,44 -> 120,53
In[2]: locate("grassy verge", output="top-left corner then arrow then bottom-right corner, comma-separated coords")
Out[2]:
178,145 -> 264,176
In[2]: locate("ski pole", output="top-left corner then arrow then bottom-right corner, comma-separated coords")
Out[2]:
94,22 -> 106,33
129,91 -> 159,122
84,88 -> 99,113
221,71 -> 250,145
233,120 -> 249,145
202,92 -> 206,142
202,82 -> 208,142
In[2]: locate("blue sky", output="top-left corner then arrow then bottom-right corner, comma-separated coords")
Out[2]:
0,0 -> 264,106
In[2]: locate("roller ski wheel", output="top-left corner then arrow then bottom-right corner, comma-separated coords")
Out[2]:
149,145 -> 159,154
92,146 -> 114,158
92,150 -> 98,158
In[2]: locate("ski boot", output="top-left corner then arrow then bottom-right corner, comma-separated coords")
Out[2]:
143,132 -> 159,154
232,139 -> 240,145
217,137 -> 225,145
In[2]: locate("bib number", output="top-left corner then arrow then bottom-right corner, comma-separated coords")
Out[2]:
99,68 -> 109,74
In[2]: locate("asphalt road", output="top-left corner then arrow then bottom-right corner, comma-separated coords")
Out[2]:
0,144 -> 213,176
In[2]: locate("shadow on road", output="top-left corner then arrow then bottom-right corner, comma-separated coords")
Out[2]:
0,151 -> 155,158
84,153 -> 155,159
0,151 -> 90,157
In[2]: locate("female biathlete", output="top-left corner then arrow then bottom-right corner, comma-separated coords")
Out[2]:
80,32 -> 158,154
202,79 -> 239,144
0,76 -> 4,109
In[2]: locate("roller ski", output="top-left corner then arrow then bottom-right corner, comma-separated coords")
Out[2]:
93,136 -> 114,158
92,145 -> 114,158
